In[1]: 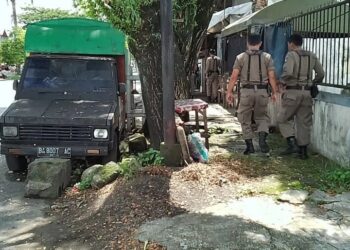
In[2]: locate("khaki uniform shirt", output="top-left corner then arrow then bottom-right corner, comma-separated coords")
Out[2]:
281,50 -> 324,86
206,56 -> 221,76
233,50 -> 275,85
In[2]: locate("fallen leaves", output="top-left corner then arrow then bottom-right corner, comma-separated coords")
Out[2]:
142,165 -> 173,177
177,163 -> 241,186
49,169 -> 185,249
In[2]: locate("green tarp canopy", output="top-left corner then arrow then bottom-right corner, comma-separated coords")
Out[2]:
25,18 -> 126,55
221,0 -> 340,37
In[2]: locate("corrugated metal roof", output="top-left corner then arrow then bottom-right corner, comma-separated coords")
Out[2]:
207,3 -> 252,34
221,0 -> 339,37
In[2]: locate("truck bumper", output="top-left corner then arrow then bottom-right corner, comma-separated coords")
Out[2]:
1,143 -> 109,158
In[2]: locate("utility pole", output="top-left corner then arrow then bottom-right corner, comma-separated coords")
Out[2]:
160,0 -> 183,167
10,0 -> 18,28
160,0 -> 176,145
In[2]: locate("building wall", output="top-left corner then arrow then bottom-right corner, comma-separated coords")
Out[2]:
311,91 -> 350,167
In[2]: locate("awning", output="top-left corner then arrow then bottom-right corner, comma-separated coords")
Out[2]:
221,0 -> 339,37
207,2 -> 252,34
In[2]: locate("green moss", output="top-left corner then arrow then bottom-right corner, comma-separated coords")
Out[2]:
259,180 -> 304,195
99,162 -> 121,181
221,134 -> 345,194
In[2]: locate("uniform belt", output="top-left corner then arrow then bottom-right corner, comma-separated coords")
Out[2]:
286,85 -> 311,90
242,85 -> 267,89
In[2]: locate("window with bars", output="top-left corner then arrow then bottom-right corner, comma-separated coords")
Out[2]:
289,0 -> 350,89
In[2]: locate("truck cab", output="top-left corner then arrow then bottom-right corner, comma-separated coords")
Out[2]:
0,18 -> 126,171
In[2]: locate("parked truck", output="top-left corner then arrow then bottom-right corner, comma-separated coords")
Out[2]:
0,18 -> 126,171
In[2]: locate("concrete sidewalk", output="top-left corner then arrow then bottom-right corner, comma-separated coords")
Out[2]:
138,195 -> 349,250
137,103 -> 350,250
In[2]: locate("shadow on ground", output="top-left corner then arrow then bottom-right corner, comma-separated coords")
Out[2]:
0,167 -> 186,249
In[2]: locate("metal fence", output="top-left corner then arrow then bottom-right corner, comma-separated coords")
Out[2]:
290,0 -> 350,89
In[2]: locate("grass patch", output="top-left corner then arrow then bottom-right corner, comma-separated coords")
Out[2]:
321,167 -> 350,193
78,176 -> 93,190
212,133 -> 347,195
119,157 -> 142,179
137,149 -> 164,167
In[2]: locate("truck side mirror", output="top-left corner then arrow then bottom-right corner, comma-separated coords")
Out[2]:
13,80 -> 19,91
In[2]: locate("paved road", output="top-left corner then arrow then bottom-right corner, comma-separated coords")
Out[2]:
0,80 -> 16,109
0,158 -> 51,249
0,80 -> 52,249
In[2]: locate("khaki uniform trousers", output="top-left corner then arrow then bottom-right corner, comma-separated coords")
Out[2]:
237,89 -> 269,140
277,89 -> 313,146
206,73 -> 219,99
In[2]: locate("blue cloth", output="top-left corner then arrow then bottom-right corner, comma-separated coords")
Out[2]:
263,23 -> 292,79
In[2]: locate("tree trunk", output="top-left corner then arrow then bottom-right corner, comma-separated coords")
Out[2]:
10,0 -> 18,28
127,2 -> 193,148
132,0 -> 227,148
130,41 -> 163,149
174,44 -> 190,99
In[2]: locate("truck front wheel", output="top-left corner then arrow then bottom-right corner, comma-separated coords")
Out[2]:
5,155 -> 28,172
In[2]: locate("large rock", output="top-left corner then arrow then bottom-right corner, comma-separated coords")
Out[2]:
119,140 -> 129,155
91,161 -> 122,189
128,133 -> 147,153
81,164 -> 103,183
309,189 -> 341,204
25,159 -> 71,199
339,192 -> 350,203
278,190 -> 309,204
323,202 -> 350,217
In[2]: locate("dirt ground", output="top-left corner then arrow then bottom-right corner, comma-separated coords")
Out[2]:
40,166 -> 181,249
46,162 -> 252,249
44,136 -> 340,249
2,104 -> 347,250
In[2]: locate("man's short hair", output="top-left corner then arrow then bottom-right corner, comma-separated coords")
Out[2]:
288,34 -> 303,46
247,34 -> 261,46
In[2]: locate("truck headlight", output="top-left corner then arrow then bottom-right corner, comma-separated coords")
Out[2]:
93,129 -> 108,139
3,126 -> 18,137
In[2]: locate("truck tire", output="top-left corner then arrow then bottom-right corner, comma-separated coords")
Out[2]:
5,155 -> 28,172
102,130 -> 120,164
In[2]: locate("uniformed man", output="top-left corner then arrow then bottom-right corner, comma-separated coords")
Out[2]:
278,34 -> 324,159
206,49 -> 221,102
226,34 -> 278,155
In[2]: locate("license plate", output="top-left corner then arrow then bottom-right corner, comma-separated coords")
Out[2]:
37,147 -> 71,158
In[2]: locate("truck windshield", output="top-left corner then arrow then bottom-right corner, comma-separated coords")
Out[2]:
22,57 -> 115,93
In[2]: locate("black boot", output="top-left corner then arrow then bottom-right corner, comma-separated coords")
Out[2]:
280,136 -> 299,155
207,96 -> 211,103
258,132 -> 270,153
244,139 -> 255,155
299,146 -> 308,160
